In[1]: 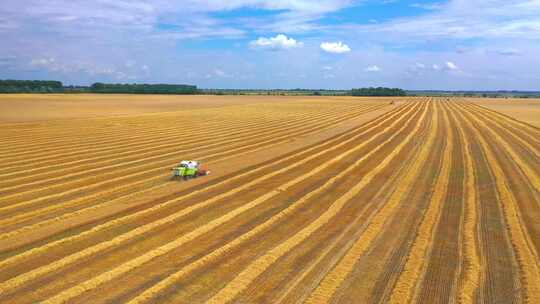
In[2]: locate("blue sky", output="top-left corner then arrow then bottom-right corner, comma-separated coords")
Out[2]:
1,0 -> 539,90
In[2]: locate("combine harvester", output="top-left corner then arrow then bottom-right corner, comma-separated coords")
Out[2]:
171,160 -> 211,180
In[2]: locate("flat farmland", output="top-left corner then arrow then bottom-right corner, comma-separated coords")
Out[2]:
0,95 -> 539,303
472,98 -> 540,128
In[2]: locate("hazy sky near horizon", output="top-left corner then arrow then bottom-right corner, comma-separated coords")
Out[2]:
1,0 -> 539,90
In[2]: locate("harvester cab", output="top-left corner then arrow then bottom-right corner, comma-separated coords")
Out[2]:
171,160 -> 210,180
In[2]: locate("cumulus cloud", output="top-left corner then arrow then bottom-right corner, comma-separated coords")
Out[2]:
445,61 -> 459,70
250,34 -> 303,50
343,1 -> 540,41
432,64 -> 441,71
320,41 -> 351,54
365,65 -> 381,72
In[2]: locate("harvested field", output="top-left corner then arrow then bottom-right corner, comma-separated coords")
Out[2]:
0,95 -> 539,303
472,98 -> 540,127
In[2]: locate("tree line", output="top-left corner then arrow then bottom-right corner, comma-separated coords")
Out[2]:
350,87 -> 406,96
0,80 -> 199,94
89,83 -> 198,94
1,80 -> 407,97
0,80 -> 63,93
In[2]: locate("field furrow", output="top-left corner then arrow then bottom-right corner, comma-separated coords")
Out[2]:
1,95 -> 538,304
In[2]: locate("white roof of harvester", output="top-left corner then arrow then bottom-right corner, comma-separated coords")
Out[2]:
180,160 -> 199,168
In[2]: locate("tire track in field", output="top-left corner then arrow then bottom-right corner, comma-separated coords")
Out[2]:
0,103 -> 418,297
409,101 -> 466,303
201,102 -> 430,304
303,101 -> 436,304
0,104 -> 409,245
450,103 -> 481,304
451,102 -> 539,303
387,101 -> 453,303
121,102 -> 427,304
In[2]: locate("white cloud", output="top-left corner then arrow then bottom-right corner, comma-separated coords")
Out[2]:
365,65 -> 381,72
410,2 -> 444,10
343,1 -> 540,40
30,57 -> 56,67
445,61 -> 459,70
320,41 -> 351,54
432,64 -> 441,71
250,34 -> 303,50
207,68 -> 233,78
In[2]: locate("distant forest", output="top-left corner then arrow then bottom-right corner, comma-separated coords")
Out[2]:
351,87 -> 406,96
0,80 -> 63,93
0,80 -> 198,94
89,83 -> 198,94
1,79 -> 539,97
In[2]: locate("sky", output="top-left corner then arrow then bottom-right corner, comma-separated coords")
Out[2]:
1,0 -> 539,90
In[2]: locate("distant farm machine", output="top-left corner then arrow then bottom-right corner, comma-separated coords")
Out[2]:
171,160 -> 211,180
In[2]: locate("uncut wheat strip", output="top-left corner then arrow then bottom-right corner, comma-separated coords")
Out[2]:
123,103 -> 426,304
303,101 -> 437,304
387,101 -> 452,303
0,104 -> 402,234
0,103 -> 420,301
0,107 -> 363,208
199,103 -> 430,304
457,103 -> 540,195
0,104 -> 363,171
0,105 -> 373,192
448,104 -> 481,304
460,102 -> 540,157
0,103 -> 415,280
454,103 -> 540,303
